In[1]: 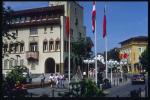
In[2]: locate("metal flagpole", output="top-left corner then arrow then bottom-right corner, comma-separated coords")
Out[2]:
68,2 -> 71,85
105,4 -> 108,79
95,2 -> 97,84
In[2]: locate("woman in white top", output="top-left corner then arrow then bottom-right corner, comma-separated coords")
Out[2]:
48,74 -> 53,87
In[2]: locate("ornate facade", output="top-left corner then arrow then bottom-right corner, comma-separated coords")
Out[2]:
2,1 -> 86,75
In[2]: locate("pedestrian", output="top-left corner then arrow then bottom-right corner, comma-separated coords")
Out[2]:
41,73 -> 45,88
48,74 -> 53,87
55,74 -> 59,88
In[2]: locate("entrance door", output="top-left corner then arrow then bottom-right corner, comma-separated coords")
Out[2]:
45,58 -> 55,73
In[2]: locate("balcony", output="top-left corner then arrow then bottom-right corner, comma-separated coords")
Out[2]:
26,51 -> 39,60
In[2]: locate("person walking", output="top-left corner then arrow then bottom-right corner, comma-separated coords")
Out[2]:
41,73 -> 45,88
48,74 -> 53,88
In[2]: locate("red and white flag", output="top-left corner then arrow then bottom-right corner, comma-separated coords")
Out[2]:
66,16 -> 70,38
92,1 -> 96,33
103,6 -> 106,38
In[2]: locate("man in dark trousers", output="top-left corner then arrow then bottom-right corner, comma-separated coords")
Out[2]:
41,73 -> 45,88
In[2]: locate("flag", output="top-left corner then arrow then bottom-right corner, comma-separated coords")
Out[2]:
66,5 -> 70,38
103,6 -> 106,38
66,16 -> 70,38
92,1 -> 96,33
124,53 -> 128,59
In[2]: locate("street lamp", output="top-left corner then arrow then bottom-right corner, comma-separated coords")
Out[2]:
120,61 -> 123,80
108,60 -> 113,84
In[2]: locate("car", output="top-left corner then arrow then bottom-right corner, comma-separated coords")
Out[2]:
131,74 -> 145,85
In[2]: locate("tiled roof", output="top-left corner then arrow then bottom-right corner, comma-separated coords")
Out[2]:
119,36 -> 148,44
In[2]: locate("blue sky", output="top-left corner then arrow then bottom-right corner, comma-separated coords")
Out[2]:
4,1 -> 148,54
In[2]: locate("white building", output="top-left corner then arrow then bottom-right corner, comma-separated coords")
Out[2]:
2,1 -> 86,76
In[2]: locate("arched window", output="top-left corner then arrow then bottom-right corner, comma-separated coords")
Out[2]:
20,41 -> 24,53
49,39 -> 54,51
3,43 -> 8,53
9,42 -> 14,53
55,38 -> 60,51
4,59 -> 8,69
43,39 -> 48,52
14,42 -> 19,53
29,42 -> 38,52
9,60 -> 13,69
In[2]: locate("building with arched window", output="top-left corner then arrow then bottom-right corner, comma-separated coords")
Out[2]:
2,1 -> 88,76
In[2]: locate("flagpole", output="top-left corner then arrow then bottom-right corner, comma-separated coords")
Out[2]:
68,2 -> 71,85
105,35 -> 108,79
95,2 -> 97,84
104,4 -> 108,79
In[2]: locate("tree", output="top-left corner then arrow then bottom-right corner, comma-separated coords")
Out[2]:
103,47 -> 120,62
5,65 -> 28,85
2,3 -> 16,57
139,47 -> 148,71
72,38 -> 93,67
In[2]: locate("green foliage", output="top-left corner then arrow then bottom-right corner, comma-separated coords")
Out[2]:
139,47 -> 148,71
104,47 -> 120,62
80,79 -> 105,97
59,79 -> 105,97
5,66 -> 27,85
2,4 -> 15,39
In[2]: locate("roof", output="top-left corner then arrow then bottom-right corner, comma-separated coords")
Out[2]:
11,5 -> 64,17
119,36 -> 148,45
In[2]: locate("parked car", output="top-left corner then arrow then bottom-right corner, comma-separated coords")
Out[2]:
131,74 -> 145,85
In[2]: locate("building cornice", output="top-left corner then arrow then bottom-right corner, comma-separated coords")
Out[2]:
9,18 -> 60,29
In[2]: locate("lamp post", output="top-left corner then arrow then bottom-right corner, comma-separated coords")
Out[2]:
108,60 -> 113,84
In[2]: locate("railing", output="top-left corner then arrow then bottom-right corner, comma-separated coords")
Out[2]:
26,51 -> 39,60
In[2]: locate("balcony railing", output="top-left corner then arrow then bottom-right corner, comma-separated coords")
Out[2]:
26,51 -> 39,60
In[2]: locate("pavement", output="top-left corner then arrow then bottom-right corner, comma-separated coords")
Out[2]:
103,73 -> 148,97
27,72 -> 148,97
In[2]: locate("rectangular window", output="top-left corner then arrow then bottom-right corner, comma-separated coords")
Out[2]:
26,17 -> 31,22
75,8 -> 77,15
30,27 -> 38,36
16,18 -> 20,23
21,17 -> 25,22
